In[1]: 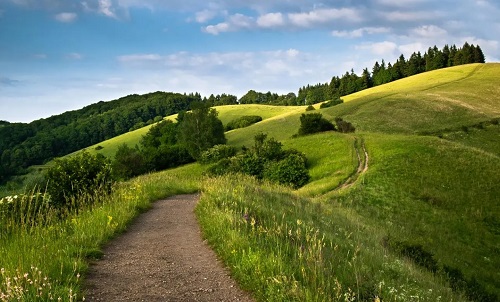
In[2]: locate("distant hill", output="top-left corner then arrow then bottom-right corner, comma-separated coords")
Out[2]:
0,91 -> 202,182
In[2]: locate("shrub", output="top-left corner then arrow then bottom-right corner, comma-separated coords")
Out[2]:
112,144 -> 147,180
263,153 -> 310,189
335,117 -> 356,133
45,151 -> 113,210
298,113 -> 335,136
200,144 -> 238,164
254,134 -> 284,161
205,133 -> 311,188
305,105 -> 315,111
233,153 -> 266,179
319,98 -> 343,109
225,115 -> 263,131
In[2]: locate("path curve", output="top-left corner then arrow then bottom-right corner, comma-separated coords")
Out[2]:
84,194 -> 254,302
337,137 -> 369,190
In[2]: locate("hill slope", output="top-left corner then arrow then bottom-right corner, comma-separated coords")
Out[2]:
202,63 -> 500,300
17,63 -> 499,300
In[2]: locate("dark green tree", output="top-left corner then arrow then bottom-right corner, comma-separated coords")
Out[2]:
178,102 -> 226,159
112,144 -> 147,180
298,113 -> 335,136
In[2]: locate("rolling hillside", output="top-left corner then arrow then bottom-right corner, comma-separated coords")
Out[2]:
24,63 -> 500,300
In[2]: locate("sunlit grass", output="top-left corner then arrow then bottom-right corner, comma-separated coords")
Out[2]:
197,175 -> 463,301
0,163 -> 204,301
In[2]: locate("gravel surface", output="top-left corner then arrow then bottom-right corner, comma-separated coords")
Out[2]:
84,194 -> 254,301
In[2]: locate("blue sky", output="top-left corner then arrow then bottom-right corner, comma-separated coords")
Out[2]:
0,0 -> 499,122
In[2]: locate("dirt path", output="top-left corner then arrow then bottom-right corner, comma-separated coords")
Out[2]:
338,137 -> 369,190
84,194 -> 254,302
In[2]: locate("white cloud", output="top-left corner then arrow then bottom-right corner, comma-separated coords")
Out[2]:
398,42 -> 426,56
97,0 -> 117,18
332,27 -> 391,38
194,9 -> 217,23
382,10 -> 437,22
55,12 -> 78,23
375,0 -> 430,8
203,13 -> 254,34
411,25 -> 447,38
288,8 -> 362,27
115,49 -> 337,91
356,41 -> 398,56
204,22 -> 231,35
256,12 -> 285,28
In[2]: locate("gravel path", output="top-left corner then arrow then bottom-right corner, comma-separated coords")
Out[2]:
84,194 -> 254,301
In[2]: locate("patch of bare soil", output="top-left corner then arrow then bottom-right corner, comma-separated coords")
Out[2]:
84,194 -> 254,302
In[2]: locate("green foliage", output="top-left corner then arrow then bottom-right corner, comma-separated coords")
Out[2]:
297,113 -> 335,136
178,102 -> 226,159
112,144 -> 147,180
0,92 -> 202,181
45,151 -> 113,209
305,105 -> 315,111
139,119 -> 194,172
141,120 -> 179,148
199,144 -> 237,164
334,117 -> 356,133
263,153 -> 310,189
319,98 -> 343,109
224,115 -> 262,131
207,133 -> 310,189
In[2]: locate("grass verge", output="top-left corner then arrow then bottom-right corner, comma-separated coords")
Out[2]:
0,163 -> 203,301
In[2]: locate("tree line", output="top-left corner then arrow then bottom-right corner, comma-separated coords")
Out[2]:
0,92 -> 202,182
295,42 -> 485,105
0,42 -> 485,183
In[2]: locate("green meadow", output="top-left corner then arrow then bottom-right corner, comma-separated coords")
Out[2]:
1,63 -> 499,301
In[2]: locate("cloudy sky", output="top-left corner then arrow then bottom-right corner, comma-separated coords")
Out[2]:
0,0 -> 499,122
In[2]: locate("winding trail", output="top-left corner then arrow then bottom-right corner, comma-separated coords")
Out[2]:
84,194 -> 253,302
337,137 -> 369,190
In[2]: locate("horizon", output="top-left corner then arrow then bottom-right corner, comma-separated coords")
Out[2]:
1,0 -> 499,123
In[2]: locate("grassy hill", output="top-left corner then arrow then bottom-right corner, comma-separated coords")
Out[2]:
3,63 -> 498,300
78,63 -> 500,300
198,63 -> 499,300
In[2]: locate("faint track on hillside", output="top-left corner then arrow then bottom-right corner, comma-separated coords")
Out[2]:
421,64 -> 484,92
337,137 -> 369,190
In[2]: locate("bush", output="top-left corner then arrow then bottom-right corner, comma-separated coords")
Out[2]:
205,133 -> 311,189
305,105 -> 315,111
200,144 -> 238,164
335,117 -> 356,133
263,153 -> 310,189
225,115 -> 263,131
319,98 -> 343,109
142,144 -> 194,171
45,151 -> 113,210
112,144 -> 147,180
298,113 -> 335,136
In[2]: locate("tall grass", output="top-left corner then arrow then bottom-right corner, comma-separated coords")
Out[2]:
0,163 -> 203,301
335,133 -> 500,299
196,174 -> 463,301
